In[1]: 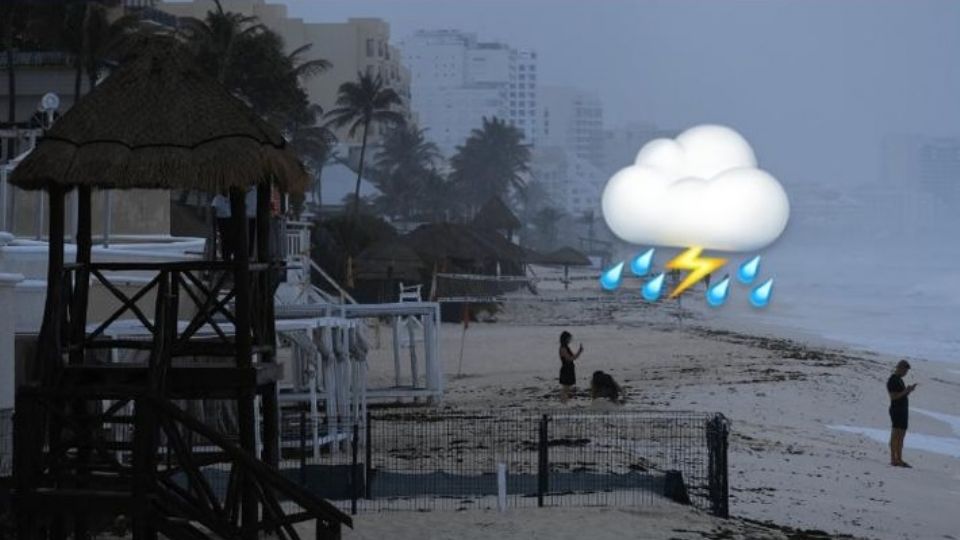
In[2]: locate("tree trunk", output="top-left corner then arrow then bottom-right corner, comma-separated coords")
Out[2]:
314,166 -> 323,218
346,120 -> 370,255
352,120 -> 370,226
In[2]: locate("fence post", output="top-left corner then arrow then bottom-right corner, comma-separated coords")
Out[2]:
351,421 -> 359,515
706,414 -> 730,518
537,414 -> 549,508
497,462 -> 507,512
364,410 -> 372,499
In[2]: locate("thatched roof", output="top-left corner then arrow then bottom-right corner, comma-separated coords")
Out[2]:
472,196 -> 521,231
10,37 -> 308,193
405,223 -> 527,265
534,246 -> 592,266
355,240 -> 424,281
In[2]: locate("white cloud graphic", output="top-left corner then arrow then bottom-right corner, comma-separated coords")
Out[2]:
601,124 -> 790,252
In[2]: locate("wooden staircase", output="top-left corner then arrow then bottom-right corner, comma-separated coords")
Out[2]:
13,258 -> 352,539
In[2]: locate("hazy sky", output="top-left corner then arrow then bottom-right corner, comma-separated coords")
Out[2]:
275,0 -> 960,189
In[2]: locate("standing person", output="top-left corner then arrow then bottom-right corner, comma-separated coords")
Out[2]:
888,359 -> 917,467
558,331 -> 584,403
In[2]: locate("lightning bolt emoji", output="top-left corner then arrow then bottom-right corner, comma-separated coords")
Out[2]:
665,247 -> 727,299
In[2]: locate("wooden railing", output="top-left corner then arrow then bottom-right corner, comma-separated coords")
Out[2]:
60,261 -> 277,361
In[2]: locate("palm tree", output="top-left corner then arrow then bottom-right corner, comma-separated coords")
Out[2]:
416,169 -> 457,222
287,105 -> 337,214
370,124 -> 440,220
532,207 -> 565,250
286,43 -> 331,81
178,0 -> 266,85
75,3 -> 145,96
180,4 -> 328,129
325,72 -> 405,228
450,116 -> 530,218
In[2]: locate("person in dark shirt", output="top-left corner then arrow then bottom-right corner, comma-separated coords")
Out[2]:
558,331 -> 584,403
887,359 -> 917,467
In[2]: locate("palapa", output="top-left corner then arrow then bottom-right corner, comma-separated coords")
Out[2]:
405,222 -> 527,266
355,240 -> 424,281
472,196 -> 521,231
9,37 -> 308,194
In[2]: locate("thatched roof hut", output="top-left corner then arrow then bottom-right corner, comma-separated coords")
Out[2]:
405,222 -> 527,272
354,240 -> 424,281
9,37 -> 308,194
472,196 -> 521,232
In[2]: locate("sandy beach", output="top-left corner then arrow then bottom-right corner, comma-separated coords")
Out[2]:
343,297 -> 960,540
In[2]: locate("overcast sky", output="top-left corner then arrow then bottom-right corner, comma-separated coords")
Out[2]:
274,0 -> 960,188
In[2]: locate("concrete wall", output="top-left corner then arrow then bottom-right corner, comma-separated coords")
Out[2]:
6,188 -> 171,239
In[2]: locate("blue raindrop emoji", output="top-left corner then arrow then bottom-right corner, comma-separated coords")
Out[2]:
630,248 -> 655,277
642,273 -> 665,302
738,255 -> 761,284
600,262 -> 624,291
706,276 -> 731,307
750,278 -> 774,308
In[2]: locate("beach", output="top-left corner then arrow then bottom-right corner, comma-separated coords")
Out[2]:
345,298 -> 960,540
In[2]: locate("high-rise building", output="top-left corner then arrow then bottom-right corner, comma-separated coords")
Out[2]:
399,29 -> 537,156
878,134 -> 960,236
156,2 -> 411,145
530,146 -> 606,218
601,122 -> 676,176
537,86 -> 603,168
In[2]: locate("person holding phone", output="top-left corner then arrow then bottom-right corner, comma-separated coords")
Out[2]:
559,331 -> 584,403
887,359 -> 916,467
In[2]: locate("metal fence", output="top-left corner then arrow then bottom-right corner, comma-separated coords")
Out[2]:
274,409 -> 729,517
0,406 -> 728,525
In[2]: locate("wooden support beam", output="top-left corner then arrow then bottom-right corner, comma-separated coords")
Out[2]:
229,188 -> 258,540
69,185 -> 92,366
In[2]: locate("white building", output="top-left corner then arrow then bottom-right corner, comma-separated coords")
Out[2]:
537,86 -> 604,168
157,2 -> 412,146
878,134 -> 960,237
530,146 -> 606,218
400,29 -> 537,156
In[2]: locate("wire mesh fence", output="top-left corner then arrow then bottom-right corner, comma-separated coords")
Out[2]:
273,408 -> 729,517
0,405 -> 728,522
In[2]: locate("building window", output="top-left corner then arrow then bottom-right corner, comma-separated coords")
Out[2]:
378,41 -> 385,57
366,39 -> 375,57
